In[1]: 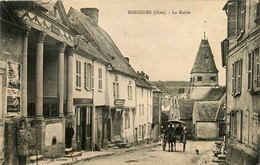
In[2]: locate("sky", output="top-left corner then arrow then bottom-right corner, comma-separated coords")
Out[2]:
63,0 -> 227,85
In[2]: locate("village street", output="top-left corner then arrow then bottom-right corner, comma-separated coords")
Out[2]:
75,141 -> 217,165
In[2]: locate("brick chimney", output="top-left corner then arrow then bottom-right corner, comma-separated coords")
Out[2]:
145,74 -> 149,80
137,71 -> 146,79
80,8 -> 99,26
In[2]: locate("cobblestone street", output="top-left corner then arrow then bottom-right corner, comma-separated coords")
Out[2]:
76,141 -> 216,165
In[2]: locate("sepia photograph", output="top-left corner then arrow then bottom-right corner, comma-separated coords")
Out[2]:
0,0 -> 259,164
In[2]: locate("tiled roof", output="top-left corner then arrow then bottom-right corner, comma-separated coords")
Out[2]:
194,101 -> 220,122
188,87 -> 212,100
217,99 -> 226,121
191,39 -> 218,74
67,8 -> 138,78
178,99 -> 195,120
74,36 -> 108,63
202,87 -> 226,101
136,78 -> 151,89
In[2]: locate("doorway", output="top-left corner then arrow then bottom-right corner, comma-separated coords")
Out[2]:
75,107 -> 92,151
106,119 -> 111,141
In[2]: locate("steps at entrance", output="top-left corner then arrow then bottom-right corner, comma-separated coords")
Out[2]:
64,151 -> 82,158
28,155 -> 48,165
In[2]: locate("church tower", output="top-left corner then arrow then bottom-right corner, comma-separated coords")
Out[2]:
190,37 -> 219,87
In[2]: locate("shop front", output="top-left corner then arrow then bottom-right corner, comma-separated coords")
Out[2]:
73,98 -> 93,151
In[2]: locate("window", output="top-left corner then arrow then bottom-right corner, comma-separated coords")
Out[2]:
237,0 -> 246,36
113,82 -> 119,98
128,81 -> 132,100
227,0 -> 245,38
248,47 -> 260,92
139,104 -> 141,116
76,60 -> 81,88
227,2 -> 237,37
125,109 -> 130,128
230,110 -> 243,141
252,113 -> 259,147
197,76 -> 202,81
84,63 -> 92,89
232,59 -> 242,96
210,76 -> 216,82
142,104 -> 144,115
141,88 -> 144,98
248,52 -> 253,90
98,68 -> 102,90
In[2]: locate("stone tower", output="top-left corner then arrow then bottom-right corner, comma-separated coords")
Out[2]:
190,38 -> 219,87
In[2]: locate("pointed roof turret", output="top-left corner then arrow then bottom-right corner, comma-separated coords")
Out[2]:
190,39 -> 218,74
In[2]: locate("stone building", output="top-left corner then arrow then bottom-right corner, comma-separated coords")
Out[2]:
190,37 -> 219,88
67,7 -> 139,148
222,0 -> 260,164
135,71 -> 153,143
152,86 -> 162,142
0,1 -> 157,164
0,1 -> 80,164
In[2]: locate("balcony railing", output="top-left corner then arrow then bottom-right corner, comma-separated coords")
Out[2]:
27,97 -> 67,118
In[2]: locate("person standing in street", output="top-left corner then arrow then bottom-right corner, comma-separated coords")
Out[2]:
65,123 -> 74,149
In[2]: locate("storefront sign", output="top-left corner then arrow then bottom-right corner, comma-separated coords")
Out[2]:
114,99 -> 125,106
7,61 -> 20,112
73,98 -> 93,105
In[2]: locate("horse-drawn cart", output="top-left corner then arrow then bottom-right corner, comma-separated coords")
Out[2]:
162,120 -> 187,152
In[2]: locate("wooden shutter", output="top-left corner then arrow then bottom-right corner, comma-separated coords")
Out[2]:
248,52 -> 253,91
232,63 -> 235,95
237,59 -> 242,94
253,48 -> 260,90
228,2 -> 237,37
91,64 -> 94,89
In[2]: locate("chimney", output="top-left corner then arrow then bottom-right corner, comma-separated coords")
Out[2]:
137,71 -> 146,79
125,57 -> 129,64
80,8 -> 99,26
145,74 -> 149,80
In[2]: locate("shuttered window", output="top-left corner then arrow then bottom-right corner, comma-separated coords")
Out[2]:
232,59 -> 242,96
98,68 -> 102,90
76,60 -> 81,88
252,113 -> 259,148
228,2 -> 237,37
237,0 -> 246,36
85,63 -> 92,89
248,47 -> 260,93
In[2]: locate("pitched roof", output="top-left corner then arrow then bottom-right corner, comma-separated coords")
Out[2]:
136,78 -> 151,89
202,87 -> 226,101
178,99 -> 195,120
194,101 -> 220,122
67,8 -> 138,78
74,35 -> 108,63
191,39 -> 218,74
217,99 -> 226,121
188,87 -> 212,100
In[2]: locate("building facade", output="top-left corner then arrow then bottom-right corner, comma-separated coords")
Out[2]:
135,72 -> 153,143
152,86 -> 162,142
222,0 -> 260,164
